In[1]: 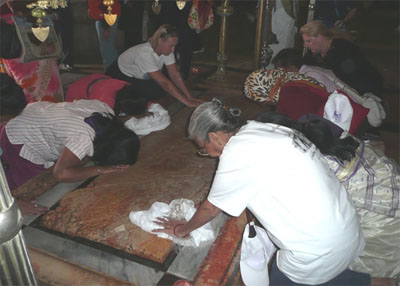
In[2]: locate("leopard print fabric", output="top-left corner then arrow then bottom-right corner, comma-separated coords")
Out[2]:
243,68 -> 325,104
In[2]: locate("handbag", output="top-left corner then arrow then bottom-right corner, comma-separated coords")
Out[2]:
188,0 -> 214,32
240,210 -> 276,286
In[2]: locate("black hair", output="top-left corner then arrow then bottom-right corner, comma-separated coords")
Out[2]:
114,85 -> 149,116
0,73 -> 27,115
256,111 -> 359,162
88,113 -> 140,166
0,21 -> 22,59
272,48 -> 303,69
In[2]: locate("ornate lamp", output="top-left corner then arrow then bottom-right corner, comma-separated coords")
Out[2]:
26,0 -> 67,42
152,0 -> 161,15
102,0 -> 117,26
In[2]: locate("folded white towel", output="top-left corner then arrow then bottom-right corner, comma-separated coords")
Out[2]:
129,199 -> 215,247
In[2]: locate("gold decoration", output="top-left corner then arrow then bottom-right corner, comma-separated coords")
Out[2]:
152,0 -> 161,15
27,0 -> 68,41
103,0 -> 117,26
27,0 -> 67,10
104,14 -> 117,26
32,26 -> 50,42
176,0 -> 186,10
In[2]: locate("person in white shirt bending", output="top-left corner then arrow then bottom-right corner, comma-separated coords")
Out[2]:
153,98 -> 367,285
106,24 -> 203,108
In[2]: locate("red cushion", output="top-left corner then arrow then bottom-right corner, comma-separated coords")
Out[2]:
277,82 -> 369,134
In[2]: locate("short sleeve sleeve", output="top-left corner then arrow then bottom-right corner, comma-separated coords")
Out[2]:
207,141 -> 264,217
163,53 -> 176,66
137,53 -> 160,74
65,135 -> 94,160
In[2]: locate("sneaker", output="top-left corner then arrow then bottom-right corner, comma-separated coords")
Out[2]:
124,103 -> 171,136
59,63 -> 75,71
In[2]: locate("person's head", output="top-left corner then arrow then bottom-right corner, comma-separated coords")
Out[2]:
256,111 -> 299,130
300,20 -> 333,54
87,113 -> 140,166
272,48 -> 303,71
0,73 -> 27,115
188,98 -> 243,157
148,24 -> 179,56
114,84 -> 149,116
256,111 -> 359,162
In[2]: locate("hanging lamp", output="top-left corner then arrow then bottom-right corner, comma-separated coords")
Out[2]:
102,0 -> 117,26
26,0 -> 67,42
152,0 -> 161,15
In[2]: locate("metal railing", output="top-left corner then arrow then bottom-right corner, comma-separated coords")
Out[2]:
0,147 -> 37,285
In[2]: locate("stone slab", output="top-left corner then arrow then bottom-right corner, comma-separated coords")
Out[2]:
38,91 -> 265,266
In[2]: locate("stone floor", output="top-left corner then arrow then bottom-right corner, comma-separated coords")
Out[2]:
9,1 -> 400,285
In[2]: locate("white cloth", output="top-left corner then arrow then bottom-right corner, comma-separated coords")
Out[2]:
5,100 -> 113,168
268,0 -> 297,68
208,121 -> 365,284
118,42 -> 175,80
240,222 -> 276,286
129,198 -> 215,247
324,91 -> 354,131
124,103 -> 171,136
361,93 -> 386,127
300,65 -> 346,93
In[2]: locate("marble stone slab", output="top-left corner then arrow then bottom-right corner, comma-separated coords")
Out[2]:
167,213 -> 228,281
38,92 -> 265,267
24,227 -> 164,285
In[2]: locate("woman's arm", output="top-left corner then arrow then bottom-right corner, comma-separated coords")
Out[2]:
148,65 -> 202,107
166,63 -> 201,102
53,147 -> 129,182
153,199 -> 221,238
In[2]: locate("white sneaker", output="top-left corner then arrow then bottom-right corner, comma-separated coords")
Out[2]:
124,103 -> 171,136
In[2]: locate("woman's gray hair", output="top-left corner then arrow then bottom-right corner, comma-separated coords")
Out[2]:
188,98 -> 243,142
148,24 -> 179,50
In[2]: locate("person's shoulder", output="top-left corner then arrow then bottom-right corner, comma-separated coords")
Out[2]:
332,38 -> 357,49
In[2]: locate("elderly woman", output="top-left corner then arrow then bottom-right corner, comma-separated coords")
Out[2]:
154,98 -> 368,285
256,111 -> 400,282
106,24 -> 202,108
244,67 -> 369,134
0,99 -> 140,213
301,20 -> 383,97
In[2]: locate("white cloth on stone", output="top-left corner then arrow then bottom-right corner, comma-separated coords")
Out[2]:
129,198 -> 215,246
124,103 -> 171,136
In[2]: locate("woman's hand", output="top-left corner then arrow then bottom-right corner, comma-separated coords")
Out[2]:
18,200 -> 48,216
152,217 -> 189,238
185,97 -> 204,108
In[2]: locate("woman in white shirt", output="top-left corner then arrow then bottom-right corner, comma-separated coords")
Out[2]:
154,98 -> 366,285
106,24 -> 202,108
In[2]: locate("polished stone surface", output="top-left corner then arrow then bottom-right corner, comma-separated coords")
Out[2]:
24,227 -> 165,285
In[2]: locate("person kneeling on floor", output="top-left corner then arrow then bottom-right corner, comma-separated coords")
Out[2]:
0,99 -> 140,214
153,98 -> 369,285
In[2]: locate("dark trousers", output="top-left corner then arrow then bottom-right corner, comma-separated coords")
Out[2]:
119,1 -> 145,49
54,2 -> 73,65
156,0 -> 197,79
105,60 -> 165,101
